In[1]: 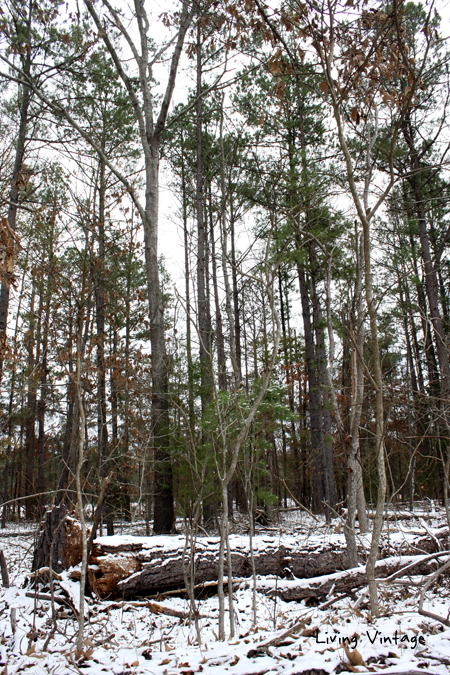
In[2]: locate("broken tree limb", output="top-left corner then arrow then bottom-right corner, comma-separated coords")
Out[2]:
100,599 -> 211,620
31,567 -> 62,581
383,550 -> 450,583
25,591 -> 69,604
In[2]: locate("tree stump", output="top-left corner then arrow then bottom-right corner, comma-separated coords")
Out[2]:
32,504 -> 88,573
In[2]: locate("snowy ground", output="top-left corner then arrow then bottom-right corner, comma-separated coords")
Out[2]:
1,507 -> 450,675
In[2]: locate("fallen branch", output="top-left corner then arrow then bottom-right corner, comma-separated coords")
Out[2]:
147,577 -> 240,600
100,599 -> 211,620
31,566 -> 62,581
0,530 -> 36,538
93,632 -> 116,647
383,550 -> 450,583
25,591 -> 71,605
258,593 -> 347,650
279,479 -> 320,522
418,557 -> 450,628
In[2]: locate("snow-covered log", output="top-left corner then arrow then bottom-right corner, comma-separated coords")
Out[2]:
86,534 -> 356,598
87,532 -> 449,599
31,509 -> 450,600
256,553 -> 448,601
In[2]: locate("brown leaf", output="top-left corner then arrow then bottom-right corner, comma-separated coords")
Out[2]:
343,642 -> 366,666
268,58 -> 281,75
319,81 -> 328,93
276,77 -> 285,100
301,627 -> 319,637
351,107 -> 360,124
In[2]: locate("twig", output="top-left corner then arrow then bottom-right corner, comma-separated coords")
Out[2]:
93,632 -> 115,647
259,597 -> 343,651
279,479 -> 320,522
25,591 -> 69,604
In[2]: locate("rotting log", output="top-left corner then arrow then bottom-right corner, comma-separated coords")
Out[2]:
87,534 -> 357,599
31,516 -> 450,601
87,533 -> 448,600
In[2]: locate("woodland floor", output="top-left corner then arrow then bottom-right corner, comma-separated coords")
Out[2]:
1,506 -> 450,675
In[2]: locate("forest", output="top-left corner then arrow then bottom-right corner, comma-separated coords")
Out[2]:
1,0 -> 450,671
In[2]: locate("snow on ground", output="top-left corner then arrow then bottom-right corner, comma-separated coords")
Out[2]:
1,506 -> 450,675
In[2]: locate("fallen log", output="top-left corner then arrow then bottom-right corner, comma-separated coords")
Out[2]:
86,534 -> 449,600
31,509 -> 450,601
87,534 -> 357,599
256,553 -> 450,601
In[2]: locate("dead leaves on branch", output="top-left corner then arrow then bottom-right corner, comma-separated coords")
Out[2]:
244,0 -> 430,117
0,217 -> 20,290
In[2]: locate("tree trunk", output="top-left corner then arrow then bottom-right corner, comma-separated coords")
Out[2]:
0,52 -> 31,381
196,24 -> 210,404
309,251 -> 336,519
297,264 -> 324,513
145,139 -> 173,535
95,159 -> 112,536
25,286 -> 37,520
209,185 -> 227,391
344,234 -> 366,564
403,119 -> 450,397
83,0 -> 193,535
